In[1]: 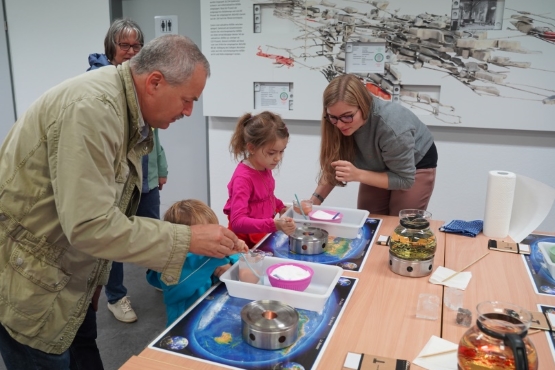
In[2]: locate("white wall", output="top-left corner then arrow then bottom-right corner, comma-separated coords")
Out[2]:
206,1 -> 555,234
5,0 -> 110,115
200,0 -> 555,132
3,0 -> 554,234
0,1 -> 15,138
3,0 -> 209,217
122,0 -> 209,212
209,117 -> 555,233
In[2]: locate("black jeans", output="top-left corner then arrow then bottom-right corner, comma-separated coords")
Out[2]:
0,304 -> 104,370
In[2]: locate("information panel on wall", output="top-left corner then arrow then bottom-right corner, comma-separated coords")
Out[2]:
201,0 -> 555,131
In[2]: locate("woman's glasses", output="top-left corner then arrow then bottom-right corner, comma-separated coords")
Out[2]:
117,43 -> 143,52
326,109 -> 359,125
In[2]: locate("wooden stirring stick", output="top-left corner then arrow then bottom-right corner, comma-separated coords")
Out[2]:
418,348 -> 457,358
441,252 -> 490,283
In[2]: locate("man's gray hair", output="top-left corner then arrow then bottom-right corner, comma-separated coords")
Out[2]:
130,35 -> 210,85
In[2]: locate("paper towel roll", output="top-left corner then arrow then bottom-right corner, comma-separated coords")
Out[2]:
483,171 -> 516,238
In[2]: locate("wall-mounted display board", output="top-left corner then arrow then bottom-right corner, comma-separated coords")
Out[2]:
254,82 -> 293,110
201,0 -> 555,131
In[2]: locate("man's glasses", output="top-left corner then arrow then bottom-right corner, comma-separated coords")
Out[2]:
326,109 -> 359,125
117,43 -> 143,52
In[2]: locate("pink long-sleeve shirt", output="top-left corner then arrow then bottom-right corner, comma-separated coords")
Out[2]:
223,162 -> 285,234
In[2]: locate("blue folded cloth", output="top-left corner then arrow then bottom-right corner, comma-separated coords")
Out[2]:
439,220 -> 483,237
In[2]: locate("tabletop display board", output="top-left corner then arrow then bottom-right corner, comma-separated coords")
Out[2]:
149,277 -> 357,370
522,234 -> 555,296
538,304 -> 555,363
256,218 -> 381,272
201,0 -> 555,131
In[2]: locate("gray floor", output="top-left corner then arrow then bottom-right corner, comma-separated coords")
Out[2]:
0,263 -> 168,370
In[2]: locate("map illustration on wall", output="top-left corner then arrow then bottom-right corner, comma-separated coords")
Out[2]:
201,0 -> 555,131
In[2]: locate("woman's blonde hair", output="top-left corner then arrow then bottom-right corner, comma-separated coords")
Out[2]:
318,74 -> 373,186
164,199 -> 218,226
229,111 -> 289,161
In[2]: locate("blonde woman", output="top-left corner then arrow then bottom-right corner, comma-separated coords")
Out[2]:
310,74 -> 438,216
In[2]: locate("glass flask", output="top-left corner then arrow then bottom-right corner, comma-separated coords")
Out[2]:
390,209 -> 436,260
458,301 -> 538,370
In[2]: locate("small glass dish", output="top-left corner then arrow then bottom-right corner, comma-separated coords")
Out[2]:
292,199 -> 313,216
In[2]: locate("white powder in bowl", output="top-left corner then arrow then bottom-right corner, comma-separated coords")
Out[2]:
271,265 -> 310,280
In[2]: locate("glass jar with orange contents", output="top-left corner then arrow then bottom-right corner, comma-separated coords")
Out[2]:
458,301 -> 538,370
292,199 -> 312,216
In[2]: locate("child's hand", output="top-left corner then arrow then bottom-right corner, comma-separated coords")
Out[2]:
214,263 -> 232,278
279,206 -> 290,216
232,240 -> 249,253
275,217 -> 296,235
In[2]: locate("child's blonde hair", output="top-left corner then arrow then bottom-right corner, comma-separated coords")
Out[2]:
163,199 -> 219,226
229,111 -> 289,162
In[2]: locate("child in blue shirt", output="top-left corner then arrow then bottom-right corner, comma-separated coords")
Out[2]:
146,199 -> 247,326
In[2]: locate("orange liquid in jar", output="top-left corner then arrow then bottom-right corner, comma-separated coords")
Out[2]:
293,201 -> 312,215
458,328 -> 538,370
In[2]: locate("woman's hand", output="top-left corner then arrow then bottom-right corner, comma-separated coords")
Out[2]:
331,161 -> 389,189
275,217 -> 296,235
331,160 -> 360,183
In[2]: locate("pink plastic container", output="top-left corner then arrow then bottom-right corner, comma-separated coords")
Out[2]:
266,263 -> 314,292
308,209 -> 343,224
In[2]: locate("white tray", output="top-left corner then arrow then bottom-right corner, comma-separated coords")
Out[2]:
283,205 -> 369,239
220,256 -> 343,312
538,242 -> 555,280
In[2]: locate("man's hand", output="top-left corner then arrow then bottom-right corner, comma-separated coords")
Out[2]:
233,240 -> 249,253
189,224 -> 239,258
158,177 -> 167,190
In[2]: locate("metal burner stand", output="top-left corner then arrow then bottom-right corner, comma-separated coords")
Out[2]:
389,251 -> 434,277
241,300 -> 299,350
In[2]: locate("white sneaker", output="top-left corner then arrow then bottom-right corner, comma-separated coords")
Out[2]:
107,296 -> 137,323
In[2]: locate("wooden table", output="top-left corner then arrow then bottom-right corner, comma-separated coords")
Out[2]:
121,215 -> 446,369
442,232 -> 555,368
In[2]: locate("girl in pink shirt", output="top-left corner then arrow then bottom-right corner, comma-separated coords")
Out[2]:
223,111 -> 296,248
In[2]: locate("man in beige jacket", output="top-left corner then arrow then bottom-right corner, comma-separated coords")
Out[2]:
0,34 -> 238,369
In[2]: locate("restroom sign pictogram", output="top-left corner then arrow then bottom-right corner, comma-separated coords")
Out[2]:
155,16 -> 178,38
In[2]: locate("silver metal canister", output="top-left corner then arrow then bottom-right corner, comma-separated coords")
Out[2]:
241,300 -> 299,350
288,227 -> 328,255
